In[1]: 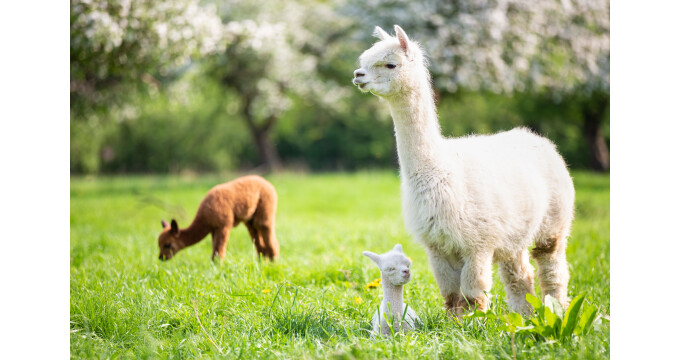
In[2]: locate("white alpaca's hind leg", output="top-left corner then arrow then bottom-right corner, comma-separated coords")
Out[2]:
498,249 -> 535,315
531,235 -> 570,307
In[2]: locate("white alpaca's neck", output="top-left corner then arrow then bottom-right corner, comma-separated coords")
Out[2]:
381,274 -> 404,322
386,72 -> 444,176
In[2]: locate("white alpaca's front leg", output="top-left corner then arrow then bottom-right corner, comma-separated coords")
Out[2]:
460,251 -> 494,312
425,247 -> 465,315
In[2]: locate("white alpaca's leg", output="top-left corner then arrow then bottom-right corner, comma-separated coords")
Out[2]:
425,247 -> 463,315
532,235 -> 570,307
498,250 -> 535,315
459,251 -> 494,312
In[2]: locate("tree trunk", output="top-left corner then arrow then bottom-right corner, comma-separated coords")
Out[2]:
252,127 -> 282,172
241,95 -> 282,172
582,93 -> 610,172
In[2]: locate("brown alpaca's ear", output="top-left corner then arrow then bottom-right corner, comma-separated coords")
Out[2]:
394,25 -> 410,56
170,219 -> 179,235
161,220 -> 169,229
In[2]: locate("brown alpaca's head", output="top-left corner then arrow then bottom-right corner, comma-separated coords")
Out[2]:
158,219 -> 180,261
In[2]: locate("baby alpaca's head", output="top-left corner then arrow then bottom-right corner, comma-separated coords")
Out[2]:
363,244 -> 412,286
158,219 -> 181,261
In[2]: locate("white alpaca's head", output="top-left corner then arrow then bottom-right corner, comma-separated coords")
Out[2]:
363,244 -> 412,286
352,25 -> 428,98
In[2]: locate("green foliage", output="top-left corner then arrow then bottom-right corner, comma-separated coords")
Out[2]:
70,171 -> 609,358
466,292 -> 605,343
98,76 -> 255,173
276,94 -> 396,170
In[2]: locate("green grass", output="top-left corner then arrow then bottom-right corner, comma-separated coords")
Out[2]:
70,171 -> 609,359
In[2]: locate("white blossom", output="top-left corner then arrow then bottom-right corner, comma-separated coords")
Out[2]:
346,0 -> 609,94
71,0 -> 225,80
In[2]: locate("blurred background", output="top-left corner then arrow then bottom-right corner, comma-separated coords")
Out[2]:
70,0 -> 609,175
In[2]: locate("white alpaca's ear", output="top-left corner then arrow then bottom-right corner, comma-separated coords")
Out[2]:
363,251 -> 382,266
394,25 -> 410,55
393,244 -> 403,253
373,26 -> 390,41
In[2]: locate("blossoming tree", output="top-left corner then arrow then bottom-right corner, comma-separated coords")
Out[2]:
346,0 -> 610,170
203,0 -> 349,171
70,0 -> 223,172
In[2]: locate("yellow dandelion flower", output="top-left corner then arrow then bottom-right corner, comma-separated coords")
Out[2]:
261,288 -> 271,293
365,277 -> 382,290
354,297 -> 363,304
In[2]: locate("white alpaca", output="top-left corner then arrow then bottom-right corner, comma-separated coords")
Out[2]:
363,244 -> 420,337
353,26 -> 574,315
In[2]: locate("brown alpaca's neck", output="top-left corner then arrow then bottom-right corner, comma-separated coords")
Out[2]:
386,73 -> 444,176
177,219 -> 211,249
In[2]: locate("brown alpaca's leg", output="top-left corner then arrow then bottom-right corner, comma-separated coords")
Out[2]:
211,227 -> 230,261
253,223 -> 277,261
252,201 -> 279,261
245,220 -> 266,259
261,224 -> 279,260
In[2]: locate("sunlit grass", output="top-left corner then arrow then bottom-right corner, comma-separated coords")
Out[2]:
70,171 -> 609,359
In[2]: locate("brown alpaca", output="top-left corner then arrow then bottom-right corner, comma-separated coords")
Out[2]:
157,175 -> 279,261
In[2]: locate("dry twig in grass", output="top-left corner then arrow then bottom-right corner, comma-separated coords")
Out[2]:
191,299 -> 223,355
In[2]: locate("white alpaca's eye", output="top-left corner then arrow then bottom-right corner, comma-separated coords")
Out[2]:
386,64 -> 397,69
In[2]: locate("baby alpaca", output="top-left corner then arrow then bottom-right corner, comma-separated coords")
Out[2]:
157,175 -> 279,261
363,244 -> 420,337
353,26 -> 574,316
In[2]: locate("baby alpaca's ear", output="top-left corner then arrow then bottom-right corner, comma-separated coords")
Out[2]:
393,244 -> 403,253
362,251 -> 381,266
170,219 -> 179,235
161,220 -> 169,229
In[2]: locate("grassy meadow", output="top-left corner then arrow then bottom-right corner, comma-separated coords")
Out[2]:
70,171 -> 610,359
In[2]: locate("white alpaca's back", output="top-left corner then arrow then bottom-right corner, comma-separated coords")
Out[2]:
402,127 -> 574,257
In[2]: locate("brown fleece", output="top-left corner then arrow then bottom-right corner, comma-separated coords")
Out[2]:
531,236 -> 559,258
157,175 -> 279,261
